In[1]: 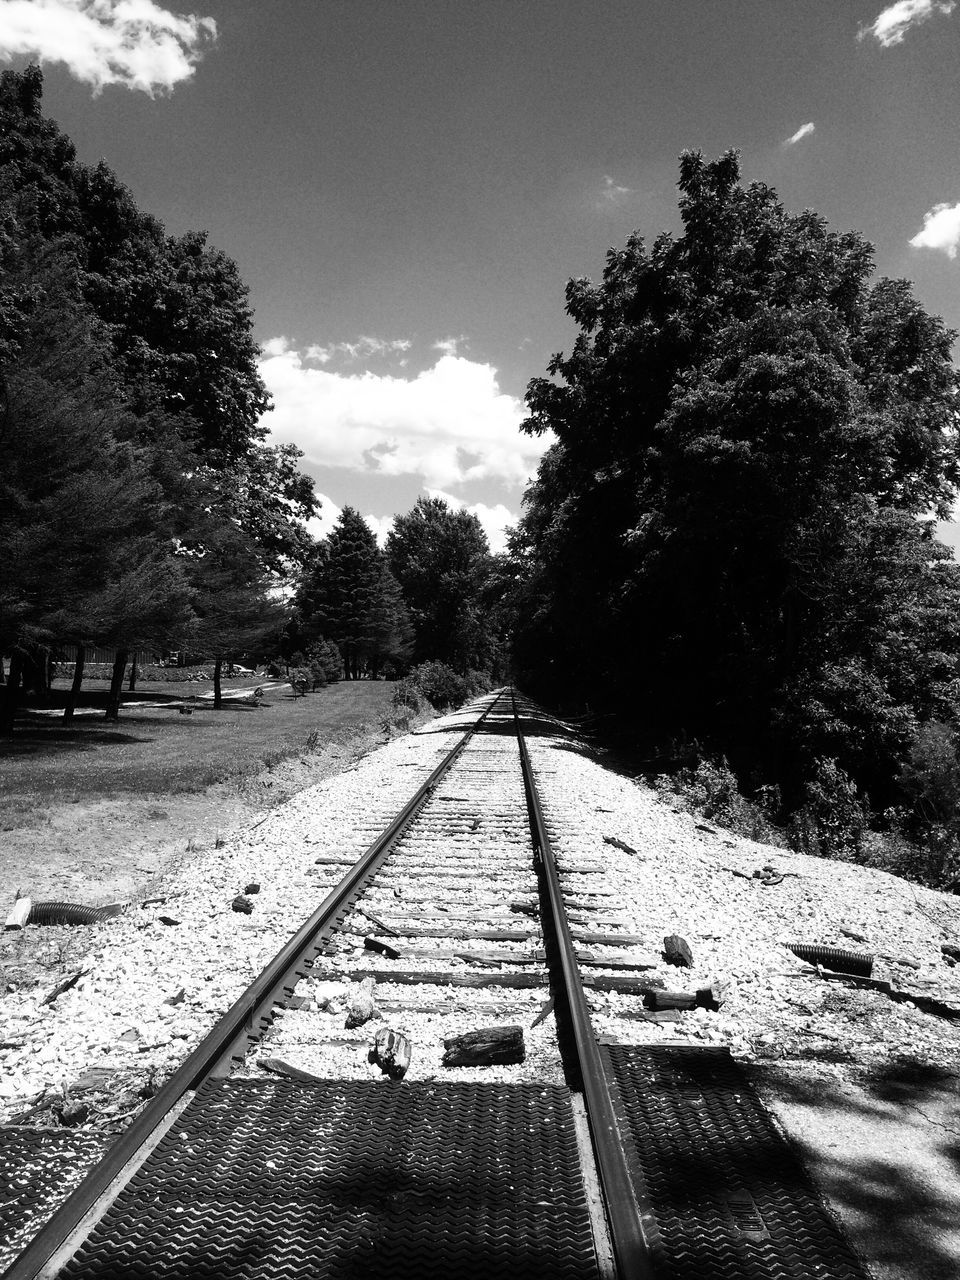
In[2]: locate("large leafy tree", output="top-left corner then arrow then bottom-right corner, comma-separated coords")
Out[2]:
0,66 -> 317,575
385,497 -> 494,671
516,150 -> 960,808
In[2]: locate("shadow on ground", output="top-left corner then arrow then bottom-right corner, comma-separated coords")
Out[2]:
754,1055 -> 960,1280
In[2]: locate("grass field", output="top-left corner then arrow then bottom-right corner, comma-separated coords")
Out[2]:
0,678 -> 396,821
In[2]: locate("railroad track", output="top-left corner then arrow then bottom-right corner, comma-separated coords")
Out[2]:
2,689 -> 873,1280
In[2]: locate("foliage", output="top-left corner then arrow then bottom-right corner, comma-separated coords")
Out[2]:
386,497 -> 494,671
899,721 -> 960,825
0,238 -> 192,727
787,759 -> 869,862
654,756 -> 782,844
462,668 -> 495,700
305,639 -> 342,688
880,723 -> 960,888
514,149 -> 960,846
0,66 -> 316,541
0,66 -> 320,729
406,661 -> 468,710
184,521 -> 285,706
294,508 -> 411,679
391,677 -> 424,715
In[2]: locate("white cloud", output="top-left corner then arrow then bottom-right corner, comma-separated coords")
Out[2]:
601,174 -> 632,202
426,489 -> 517,554
305,494 -> 393,548
0,0 -> 216,95
909,201 -> 960,257
364,512 -> 395,546
259,339 -> 550,492
858,0 -> 954,46
432,335 -> 466,358
784,122 -> 815,146
305,335 -> 411,365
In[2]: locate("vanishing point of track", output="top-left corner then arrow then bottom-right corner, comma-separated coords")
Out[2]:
4,689 -> 874,1280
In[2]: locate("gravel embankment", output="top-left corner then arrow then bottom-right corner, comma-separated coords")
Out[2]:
4,696 -> 960,1279
523,732 -> 960,1064
0,711 -> 465,1125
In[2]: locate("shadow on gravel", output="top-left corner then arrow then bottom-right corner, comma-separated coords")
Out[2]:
754,1057 -> 960,1280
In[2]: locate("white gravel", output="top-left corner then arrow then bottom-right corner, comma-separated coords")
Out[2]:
525,732 -> 960,1068
0,703 -> 492,1122
3,691 -> 959,1119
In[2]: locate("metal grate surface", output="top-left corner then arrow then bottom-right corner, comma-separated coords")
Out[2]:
62,1077 -> 600,1280
602,1044 -> 873,1280
0,1128 -> 109,1273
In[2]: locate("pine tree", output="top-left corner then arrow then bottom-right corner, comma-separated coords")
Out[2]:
0,237 -> 192,731
298,508 -> 383,679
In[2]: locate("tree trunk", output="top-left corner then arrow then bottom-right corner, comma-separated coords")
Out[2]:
128,650 -> 138,692
105,648 -> 129,721
63,645 -> 86,723
213,654 -> 223,709
20,648 -> 47,698
0,652 -> 23,735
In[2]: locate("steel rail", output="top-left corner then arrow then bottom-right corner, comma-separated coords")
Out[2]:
4,691 -> 506,1280
511,691 -> 655,1280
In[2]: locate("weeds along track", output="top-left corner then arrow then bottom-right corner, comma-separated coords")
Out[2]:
3,690 -> 873,1280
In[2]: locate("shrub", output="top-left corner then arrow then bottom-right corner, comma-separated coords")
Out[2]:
788,758 -> 868,861
899,721 -> 960,826
407,661 -> 467,710
138,664 -> 213,683
463,669 -> 493,699
392,678 -> 423,714
304,639 -> 342,689
654,755 -> 781,843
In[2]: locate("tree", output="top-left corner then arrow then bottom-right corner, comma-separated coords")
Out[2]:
296,506 -> 401,680
0,66 -> 318,580
360,562 -> 414,678
186,523 -> 285,708
385,497 -> 493,671
0,234 -> 192,731
515,150 -> 960,812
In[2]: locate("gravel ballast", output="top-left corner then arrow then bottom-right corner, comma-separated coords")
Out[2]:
3,695 -> 960,1279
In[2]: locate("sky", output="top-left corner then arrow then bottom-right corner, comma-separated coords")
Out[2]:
3,0 -> 960,552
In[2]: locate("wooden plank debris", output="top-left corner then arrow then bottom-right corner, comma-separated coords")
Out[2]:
356,906 -> 401,936
442,1025 -> 525,1067
572,931 -> 646,947
325,968 -> 548,989
363,935 -> 404,960
257,1057 -> 326,1084
603,836 -> 639,856
42,967 -> 90,1006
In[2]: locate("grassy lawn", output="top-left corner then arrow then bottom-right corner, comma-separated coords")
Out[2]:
0,679 -> 396,817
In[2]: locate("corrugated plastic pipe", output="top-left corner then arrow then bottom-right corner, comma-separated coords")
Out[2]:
27,901 -> 123,926
789,943 -> 874,977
